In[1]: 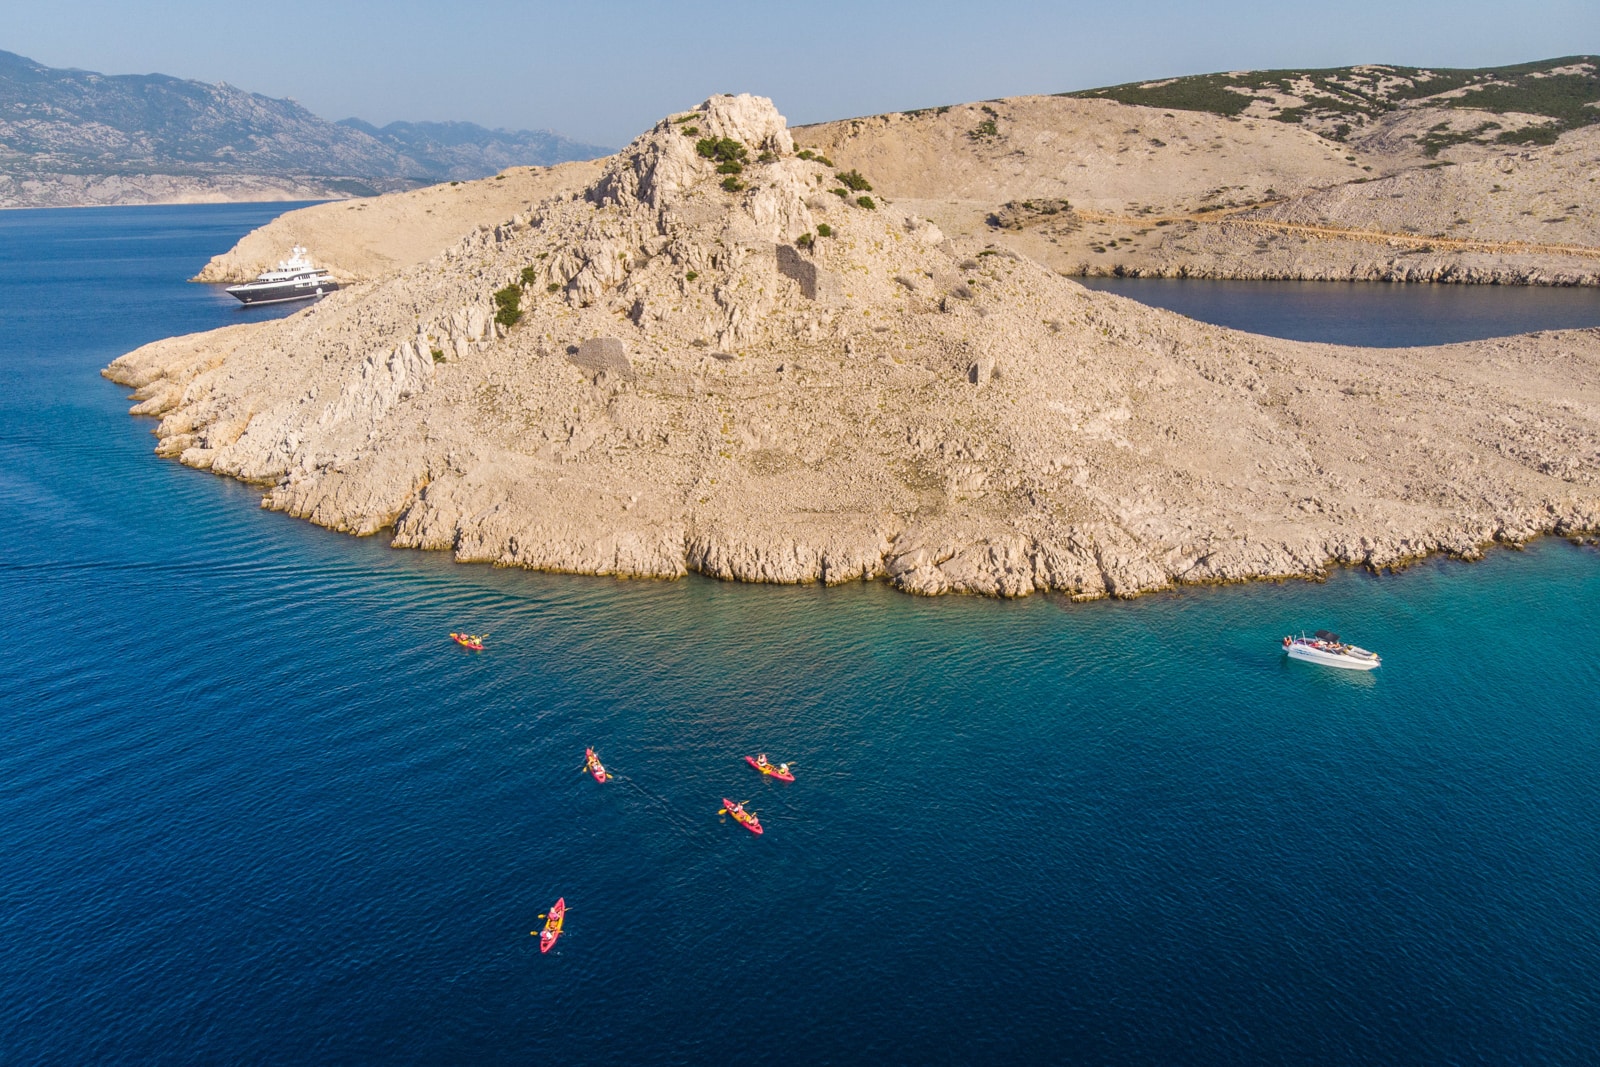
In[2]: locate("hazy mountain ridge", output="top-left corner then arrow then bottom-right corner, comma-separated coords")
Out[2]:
336,118 -> 609,182
0,49 -> 609,206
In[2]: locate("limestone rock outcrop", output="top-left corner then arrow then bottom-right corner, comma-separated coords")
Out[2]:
106,94 -> 1600,599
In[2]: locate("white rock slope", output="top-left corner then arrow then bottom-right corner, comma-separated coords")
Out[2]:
107,95 -> 1600,597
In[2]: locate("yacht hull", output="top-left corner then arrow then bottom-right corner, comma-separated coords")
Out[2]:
1285,644 -> 1380,670
226,280 -> 339,305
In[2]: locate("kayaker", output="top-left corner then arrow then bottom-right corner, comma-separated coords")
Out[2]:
756,754 -> 768,767
777,762 -> 789,776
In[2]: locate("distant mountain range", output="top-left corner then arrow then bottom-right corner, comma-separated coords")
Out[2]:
0,49 -> 612,206
333,118 -> 610,182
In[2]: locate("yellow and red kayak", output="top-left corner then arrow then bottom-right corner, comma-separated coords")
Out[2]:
538,897 -> 565,953
584,748 -> 608,783
745,756 -> 794,781
722,798 -> 763,835
450,632 -> 485,651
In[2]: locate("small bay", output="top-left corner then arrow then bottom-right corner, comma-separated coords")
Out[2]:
1,205 -> 1597,1065
1079,275 -> 1600,347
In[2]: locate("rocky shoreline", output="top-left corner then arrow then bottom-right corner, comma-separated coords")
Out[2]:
1068,262 -> 1600,287
106,95 -> 1600,600
0,172 -> 380,210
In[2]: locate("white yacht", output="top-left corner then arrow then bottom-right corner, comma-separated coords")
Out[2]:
1283,630 -> 1381,670
225,247 -> 338,306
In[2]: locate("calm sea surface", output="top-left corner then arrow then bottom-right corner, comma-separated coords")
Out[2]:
2,205 -> 1598,1065
1079,275 -> 1600,347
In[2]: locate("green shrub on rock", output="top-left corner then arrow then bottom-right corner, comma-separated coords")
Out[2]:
493,284 -> 522,327
836,169 -> 872,192
696,137 -> 748,166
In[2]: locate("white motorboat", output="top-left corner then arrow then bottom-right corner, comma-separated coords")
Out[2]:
1282,630 -> 1381,670
224,247 -> 338,306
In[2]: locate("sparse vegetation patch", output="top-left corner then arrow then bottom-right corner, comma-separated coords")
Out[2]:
836,169 -> 872,192
492,284 -> 522,327
696,137 -> 748,173
1064,56 -> 1600,146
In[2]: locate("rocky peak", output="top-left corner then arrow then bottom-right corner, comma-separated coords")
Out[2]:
690,93 -> 795,156
531,95 -> 844,310
588,93 -> 796,211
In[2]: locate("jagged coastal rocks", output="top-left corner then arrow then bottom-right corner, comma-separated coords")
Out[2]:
105,95 -> 1600,598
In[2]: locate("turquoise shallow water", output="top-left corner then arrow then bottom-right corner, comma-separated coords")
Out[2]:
2,205 -> 1599,1064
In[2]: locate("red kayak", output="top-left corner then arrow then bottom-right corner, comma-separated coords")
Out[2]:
722,798 -> 763,835
584,747 -> 608,783
745,756 -> 795,782
450,632 -> 485,651
538,897 -> 565,953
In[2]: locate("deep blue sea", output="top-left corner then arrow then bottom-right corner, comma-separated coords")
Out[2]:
3,205 -> 1599,1065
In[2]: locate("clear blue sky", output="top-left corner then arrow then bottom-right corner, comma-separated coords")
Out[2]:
3,0 -> 1596,146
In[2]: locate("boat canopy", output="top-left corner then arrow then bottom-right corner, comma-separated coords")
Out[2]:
1313,630 -> 1339,642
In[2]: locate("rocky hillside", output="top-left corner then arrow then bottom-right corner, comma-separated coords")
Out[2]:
0,49 -> 608,207
106,95 -> 1600,599
189,160 -> 605,284
1066,57 -> 1600,154
800,59 -> 1600,286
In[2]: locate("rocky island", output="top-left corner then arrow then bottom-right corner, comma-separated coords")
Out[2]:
105,93 -> 1600,598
